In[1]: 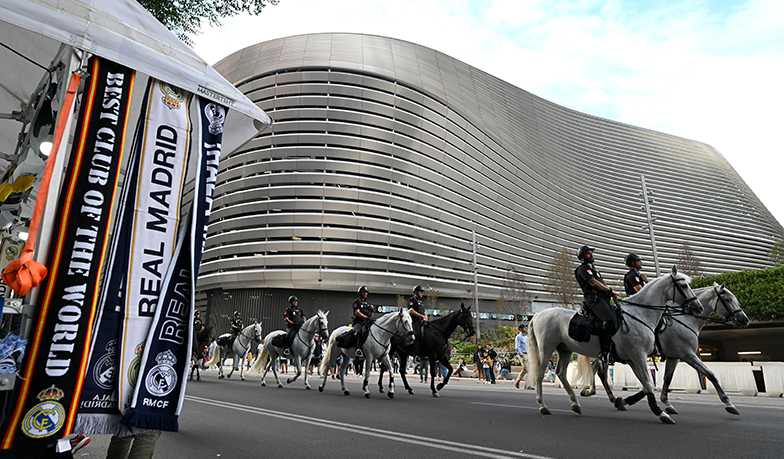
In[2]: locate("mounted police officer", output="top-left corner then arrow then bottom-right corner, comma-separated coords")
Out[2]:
574,245 -> 622,364
623,253 -> 649,296
352,285 -> 374,358
283,295 -> 306,356
194,310 -> 204,334
407,285 -> 428,363
230,310 -> 243,346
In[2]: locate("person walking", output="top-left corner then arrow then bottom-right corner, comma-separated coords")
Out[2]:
486,343 -> 498,384
514,324 -> 529,389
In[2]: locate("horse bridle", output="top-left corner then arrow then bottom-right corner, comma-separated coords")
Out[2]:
295,316 -> 330,346
621,274 -> 701,335
370,311 -> 414,346
238,325 -> 262,348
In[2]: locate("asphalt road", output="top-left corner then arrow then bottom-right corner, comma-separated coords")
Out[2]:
74,369 -> 784,459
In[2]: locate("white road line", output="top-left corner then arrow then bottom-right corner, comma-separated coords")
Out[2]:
185,395 -> 557,459
472,402 -> 577,414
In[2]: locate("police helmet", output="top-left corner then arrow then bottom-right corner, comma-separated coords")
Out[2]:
358,285 -> 369,294
577,245 -> 595,261
625,253 -> 642,267
234,310 -> 240,316
194,310 -> 201,315
413,285 -> 425,294
288,295 -> 298,304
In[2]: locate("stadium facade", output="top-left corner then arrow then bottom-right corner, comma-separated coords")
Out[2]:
200,33 -> 783,334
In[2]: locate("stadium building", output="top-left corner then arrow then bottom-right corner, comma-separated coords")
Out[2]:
199,33 -> 783,338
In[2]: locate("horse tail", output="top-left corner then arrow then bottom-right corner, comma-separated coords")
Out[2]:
527,317 -> 541,386
576,354 -> 593,387
319,332 -> 338,375
250,345 -> 269,373
205,345 -> 220,368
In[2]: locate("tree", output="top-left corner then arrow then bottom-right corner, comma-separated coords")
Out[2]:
396,294 -> 407,311
138,0 -> 279,45
545,248 -> 578,308
677,241 -> 704,278
496,267 -> 532,329
769,238 -> 784,267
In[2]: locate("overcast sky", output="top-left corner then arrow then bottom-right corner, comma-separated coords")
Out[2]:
194,0 -> 784,229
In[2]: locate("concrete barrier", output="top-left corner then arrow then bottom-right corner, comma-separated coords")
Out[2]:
703,362 -> 757,397
757,362 -> 784,397
654,363 -> 702,394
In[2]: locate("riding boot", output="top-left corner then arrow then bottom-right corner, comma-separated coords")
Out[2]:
355,327 -> 364,358
599,322 -> 614,365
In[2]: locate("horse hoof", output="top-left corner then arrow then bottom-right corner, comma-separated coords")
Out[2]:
539,407 -> 551,415
580,389 -> 591,397
659,413 -> 676,424
287,378 -> 293,384
408,389 -> 415,395
318,386 -> 324,393
227,375 -> 232,379
432,392 -> 440,398
572,404 -> 582,415
261,382 -> 266,387
436,383 -> 444,391
219,375 -> 224,379
665,406 -> 678,415
725,405 -> 740,415
277,384 -> 283,388
364,393 -> 370,398
241,377 -> 245,381
306,385 -> 312,390
344,390 -> 350,396
388,392 -> 394,399
379,388 -> 385,394
614,398 -> 628,411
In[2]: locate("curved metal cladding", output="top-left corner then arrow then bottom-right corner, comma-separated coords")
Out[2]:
202,33 -> 783,305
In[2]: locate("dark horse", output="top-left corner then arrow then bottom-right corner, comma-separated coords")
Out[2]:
189,326 -> 213,381
378,303 -> 475,397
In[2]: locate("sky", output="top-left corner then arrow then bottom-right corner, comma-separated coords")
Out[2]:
193,0 -> 784,228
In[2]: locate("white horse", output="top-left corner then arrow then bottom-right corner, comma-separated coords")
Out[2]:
205,322 -> 263,381
575,283 -> 749,414
528,266 -> 703,424
318,308 -> 414,398
251,310 -> 330,390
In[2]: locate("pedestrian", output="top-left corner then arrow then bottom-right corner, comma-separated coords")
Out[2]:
514,324 -> 529,389
482,350 -> 492,384
106,431 -> 162,459
486,343 -> 498,384
473,344 -> 484,382
500,358 -> 512,380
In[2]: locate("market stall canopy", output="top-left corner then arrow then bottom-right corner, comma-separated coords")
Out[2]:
0,0 -> 271,165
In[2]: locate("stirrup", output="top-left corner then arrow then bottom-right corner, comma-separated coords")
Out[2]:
414,356 -> 421,363
283,348 -> 290,356
355,349 -> 364,358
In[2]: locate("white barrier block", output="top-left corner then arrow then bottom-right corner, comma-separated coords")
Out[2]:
610,363 -> 641,390
757,362 -> 784,397
704,362 -> 757,397
654,363 -> 702,394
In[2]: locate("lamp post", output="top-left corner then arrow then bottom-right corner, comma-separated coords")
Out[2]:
640,175 -> 661,277
472,230 -> 480,341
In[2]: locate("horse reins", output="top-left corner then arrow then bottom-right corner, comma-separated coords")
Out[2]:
619,274 -> 700,335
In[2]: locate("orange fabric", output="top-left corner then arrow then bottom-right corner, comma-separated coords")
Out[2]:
2,72 -> 82,296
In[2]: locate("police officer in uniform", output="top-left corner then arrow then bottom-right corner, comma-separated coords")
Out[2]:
623,253 -> 649,296
230,311 -> 243,345
352,286 -> 374,358
283,295 -> 306,356
574,245 -> 622,364
407,285 -> 428,363
194,310 -> 204,334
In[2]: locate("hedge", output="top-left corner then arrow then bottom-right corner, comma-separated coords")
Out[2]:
690,266 -> 784,321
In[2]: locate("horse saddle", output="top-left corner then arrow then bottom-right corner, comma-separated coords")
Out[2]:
216,333 -> 232,347
271,334 -> 286,348
568,304 -> 623,343
336,329 -> 355,348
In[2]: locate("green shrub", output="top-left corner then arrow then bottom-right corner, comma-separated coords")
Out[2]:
690,266 -> 784,321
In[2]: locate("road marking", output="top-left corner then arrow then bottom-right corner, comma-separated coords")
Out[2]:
472,402 -> 577,413
185,395 -> 557,459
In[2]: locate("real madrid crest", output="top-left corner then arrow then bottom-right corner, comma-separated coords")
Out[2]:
22,385 -> 66,438
159,82 -> 185,110
93,339 -> 118,390
145,349 -> 178,397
